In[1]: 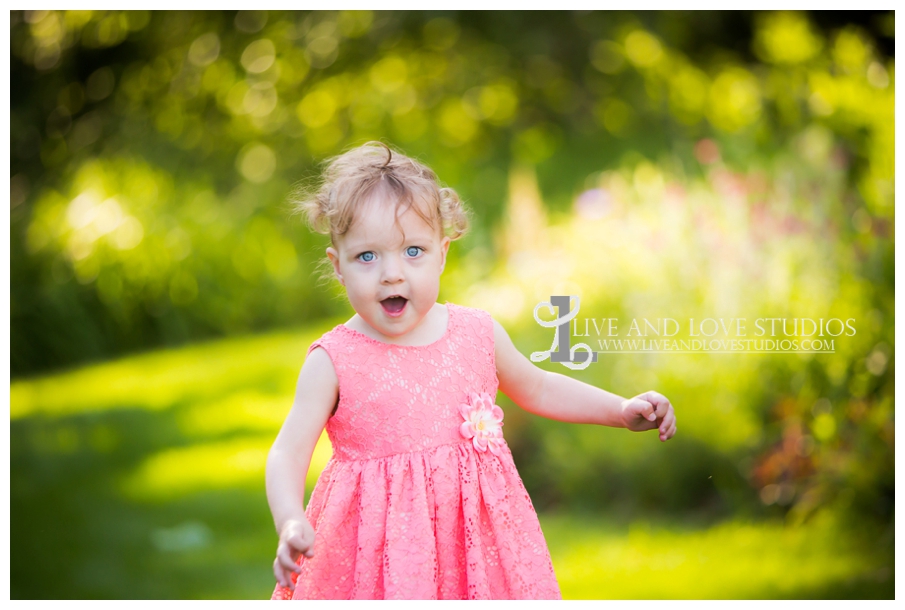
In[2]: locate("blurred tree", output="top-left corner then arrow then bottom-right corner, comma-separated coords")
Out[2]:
10,10 -> 893,376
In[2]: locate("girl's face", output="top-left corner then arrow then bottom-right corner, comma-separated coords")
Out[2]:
326,194 -> 451,342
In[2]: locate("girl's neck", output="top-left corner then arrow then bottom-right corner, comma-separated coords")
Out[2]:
345,303 -> 450,347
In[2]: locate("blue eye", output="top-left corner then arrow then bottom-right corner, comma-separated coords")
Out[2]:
405,246 -> 422,257
358,252 -> 375,262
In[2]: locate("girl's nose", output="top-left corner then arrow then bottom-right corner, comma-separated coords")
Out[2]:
380,257 -> 404,284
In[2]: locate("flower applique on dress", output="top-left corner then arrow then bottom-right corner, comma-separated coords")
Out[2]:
459,392 -> 505,456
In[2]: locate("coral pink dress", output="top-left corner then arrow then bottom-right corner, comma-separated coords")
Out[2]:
270,302 -> 561,600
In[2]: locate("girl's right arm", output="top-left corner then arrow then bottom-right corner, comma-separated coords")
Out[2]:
266,346 -> 338,589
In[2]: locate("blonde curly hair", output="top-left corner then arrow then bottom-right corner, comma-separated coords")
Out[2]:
294,141 -> 470,283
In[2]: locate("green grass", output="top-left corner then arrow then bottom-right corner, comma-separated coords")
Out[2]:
542,512 -> 893,599
10,323 -> 893,599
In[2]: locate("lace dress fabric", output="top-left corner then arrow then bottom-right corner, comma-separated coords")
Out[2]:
270,302 -> 561,600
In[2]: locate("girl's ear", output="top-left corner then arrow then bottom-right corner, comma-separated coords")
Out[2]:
439,236 -> 451,273
326,247 -> 344,285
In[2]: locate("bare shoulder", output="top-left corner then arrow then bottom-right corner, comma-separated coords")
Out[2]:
491,317 -> 512,348
271,344 -> 339,454
491,317 -> 525,366
290,345 -> 339,421
298,345 -> 338,391
491,316 -> 545,407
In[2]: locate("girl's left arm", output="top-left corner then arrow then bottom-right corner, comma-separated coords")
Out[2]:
492,318 -> 676,441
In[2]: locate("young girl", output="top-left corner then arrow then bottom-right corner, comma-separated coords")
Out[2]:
267,142 -> 676,600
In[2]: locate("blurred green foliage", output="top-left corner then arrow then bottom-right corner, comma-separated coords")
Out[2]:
10,9 -> 894,599
11,10 -> 893,373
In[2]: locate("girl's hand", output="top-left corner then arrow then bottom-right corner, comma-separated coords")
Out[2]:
621,391 -> 676,441
273,518 -> 315,591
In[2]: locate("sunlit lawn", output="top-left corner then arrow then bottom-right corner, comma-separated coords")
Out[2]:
10,323 -> 892,599
543,512 -> 892,599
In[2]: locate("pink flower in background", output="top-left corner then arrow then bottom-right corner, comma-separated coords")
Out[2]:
459,392 -> 505,455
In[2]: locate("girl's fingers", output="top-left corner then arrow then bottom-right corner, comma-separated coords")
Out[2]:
637,391 -> 666,418
285,539 -> 301,562
652,395 -> 671,419
628,393 -> 675,438
658,419 -> 676,440
278,545 -> 303,573
660,411 -> 676,430
273,526 -> 316,591
621,398 -> 654,428
657,398 -> 672,417
290,536 -> 314,561
273,558 -> 292,588
632,399 -> 656,421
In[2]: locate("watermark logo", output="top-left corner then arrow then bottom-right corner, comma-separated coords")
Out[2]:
530,295 -> 598,370
532,295 -> 855,369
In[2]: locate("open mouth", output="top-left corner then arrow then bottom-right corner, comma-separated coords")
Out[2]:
381,296 -> 408,315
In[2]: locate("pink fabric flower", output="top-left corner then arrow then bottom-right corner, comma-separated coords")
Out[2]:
459,392 -> 505,455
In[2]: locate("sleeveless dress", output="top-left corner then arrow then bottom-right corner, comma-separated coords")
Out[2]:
270,302 -> 561,600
